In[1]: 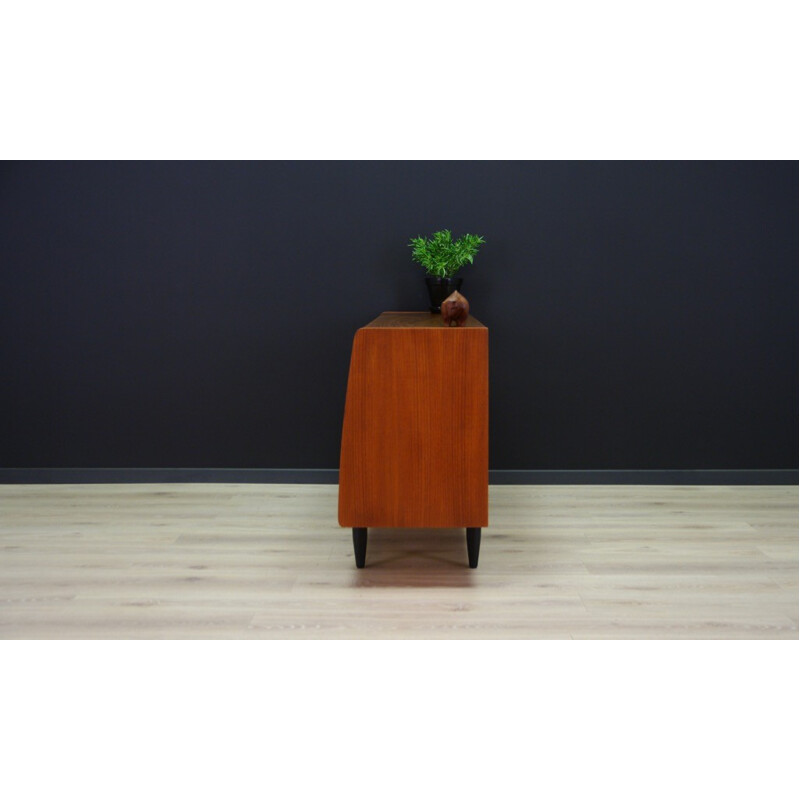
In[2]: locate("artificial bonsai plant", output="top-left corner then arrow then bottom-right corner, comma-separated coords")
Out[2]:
409,229 -> 485,311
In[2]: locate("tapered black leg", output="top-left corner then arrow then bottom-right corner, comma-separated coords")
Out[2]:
466,527 -> 481,568
352,527 -> 367,568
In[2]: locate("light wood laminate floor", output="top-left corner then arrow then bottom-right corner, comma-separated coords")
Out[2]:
0,484 -> 797,639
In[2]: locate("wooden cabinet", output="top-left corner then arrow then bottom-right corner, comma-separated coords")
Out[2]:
338,312 -> 488,568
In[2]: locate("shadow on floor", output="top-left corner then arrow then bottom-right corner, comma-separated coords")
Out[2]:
347,528 -> 479,588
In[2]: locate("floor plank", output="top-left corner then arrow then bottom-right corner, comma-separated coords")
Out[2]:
0,484 -> 796,639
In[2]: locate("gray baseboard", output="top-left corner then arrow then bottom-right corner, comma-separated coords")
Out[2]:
0,468 -> 796,485
0,468 -> 340,484
489,470 -> 798,485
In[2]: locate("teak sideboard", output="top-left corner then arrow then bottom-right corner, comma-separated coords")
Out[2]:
338,312 -> 489,568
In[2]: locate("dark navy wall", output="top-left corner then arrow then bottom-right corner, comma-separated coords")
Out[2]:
1,161 -> 797,470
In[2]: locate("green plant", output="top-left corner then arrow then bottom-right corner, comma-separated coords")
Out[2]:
409,229 -> 486,278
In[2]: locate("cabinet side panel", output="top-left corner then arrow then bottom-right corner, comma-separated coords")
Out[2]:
463,329 -> 489,526
338,330 -> 369,526
339,327 -> 488,528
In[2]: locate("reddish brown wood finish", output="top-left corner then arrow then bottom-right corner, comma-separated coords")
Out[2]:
441,291 -> 470,327
338,312 -> 488,529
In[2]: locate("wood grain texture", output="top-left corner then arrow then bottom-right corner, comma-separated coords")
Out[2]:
0,484 -> 796,639
338,312 -> 488,528
363,312 -> 485,329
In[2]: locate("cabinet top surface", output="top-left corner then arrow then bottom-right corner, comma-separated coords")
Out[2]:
363,312 -> 486,329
